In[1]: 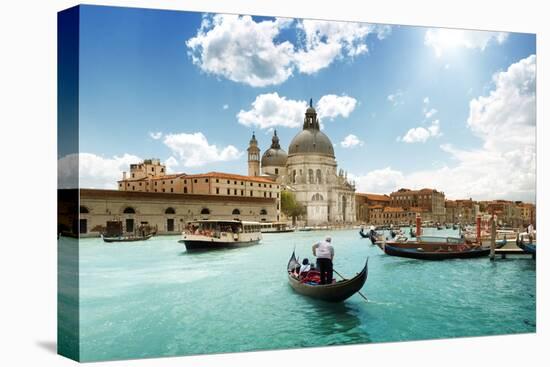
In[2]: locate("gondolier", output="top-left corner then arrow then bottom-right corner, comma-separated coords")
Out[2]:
312,236 -> 334,285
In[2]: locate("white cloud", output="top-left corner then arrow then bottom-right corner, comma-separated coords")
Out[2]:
340,134 -> 364,148
186,15 -> 295,87
424,108 -> 437,119
237,93 -> 307,129
165,156 -> 179,173
425,28 -> 508,57
187,15 -> 391,86
222,104 -> 229,110
354,55 -> 536,202
294,20 -> 391,74
316,94 -> 357,120
400,120 -> 441,143
387,90 -> 404,106
237,93 -> 357,129
350,167 -> 405,194
149,131 -> 163,140
163,132 -> 242,167
58,153 -> 142,189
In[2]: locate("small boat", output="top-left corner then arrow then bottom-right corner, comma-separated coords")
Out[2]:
517,241 -> 536,255
179,220 -> 262,251
382,243 -> 490,260
298,226 -> 313,232
359,229 -> 369,238
287,252 -> 368,302
516,233 -> 536,256
101,233 -> 153,243
260,222 -> 295,233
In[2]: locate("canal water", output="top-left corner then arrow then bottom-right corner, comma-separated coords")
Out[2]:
60,228 -> 536,362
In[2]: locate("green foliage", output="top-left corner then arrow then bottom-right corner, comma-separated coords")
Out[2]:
281,191 -> 305,223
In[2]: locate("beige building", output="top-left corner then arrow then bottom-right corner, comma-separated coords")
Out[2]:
389,188 -> 446,223
69,188 -> 278,237
355,193 -> 391,223
118,160 -> 282,220
250,100 -> 356,225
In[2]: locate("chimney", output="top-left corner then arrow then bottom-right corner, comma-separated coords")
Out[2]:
123,171 -> 127,180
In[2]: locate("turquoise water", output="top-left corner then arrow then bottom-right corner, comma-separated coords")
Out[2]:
60,228 -> 536,362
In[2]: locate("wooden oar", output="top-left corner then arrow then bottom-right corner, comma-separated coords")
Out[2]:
333,269 -> 369,303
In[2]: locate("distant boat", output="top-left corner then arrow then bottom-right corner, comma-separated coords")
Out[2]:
298,227 -> 313,232
286,251 -> 368,302
102,233 -> 153,243
179,220 -> 262,251
260,222 -> 295,233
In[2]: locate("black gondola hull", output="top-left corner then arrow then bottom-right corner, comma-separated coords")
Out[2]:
286,252 -> 368,302
383,244 -> 490,260
102,234 -> 153,243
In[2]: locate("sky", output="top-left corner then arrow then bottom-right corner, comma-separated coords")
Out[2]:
59,4 -> 536,202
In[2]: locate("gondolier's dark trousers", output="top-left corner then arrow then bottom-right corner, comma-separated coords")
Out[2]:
316,258 -> 333,285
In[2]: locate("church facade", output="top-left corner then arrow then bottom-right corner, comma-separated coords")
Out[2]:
247,100 -> 356,225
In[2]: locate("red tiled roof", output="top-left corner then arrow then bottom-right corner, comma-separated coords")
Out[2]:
119,171 -> 276,184
356,193 -> 390,201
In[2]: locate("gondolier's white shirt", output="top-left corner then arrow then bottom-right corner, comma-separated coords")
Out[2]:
314,241 -> 334,259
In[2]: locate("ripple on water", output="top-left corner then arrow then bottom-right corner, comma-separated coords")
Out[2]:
71,230 -> 535,361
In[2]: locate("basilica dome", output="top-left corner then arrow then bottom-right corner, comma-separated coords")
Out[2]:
288,100 -> 334,157
288,129 -> 334,157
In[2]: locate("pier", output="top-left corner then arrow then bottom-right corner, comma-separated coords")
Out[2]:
494,248 -> 535,260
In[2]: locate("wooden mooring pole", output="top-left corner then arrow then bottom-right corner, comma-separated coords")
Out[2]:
490,216 -> 496,261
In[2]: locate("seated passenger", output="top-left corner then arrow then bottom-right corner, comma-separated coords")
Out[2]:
299,258 -> 311,277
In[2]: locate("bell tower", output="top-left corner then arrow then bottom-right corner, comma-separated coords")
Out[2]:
247,132 -> 260,176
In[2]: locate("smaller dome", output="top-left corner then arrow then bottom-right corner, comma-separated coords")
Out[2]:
261,130 -> 288,167
261,148 -> 288,167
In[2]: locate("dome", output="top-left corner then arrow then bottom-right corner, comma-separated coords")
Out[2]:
261,148 -> 288,166
261,130 -> 288,167
288,129 -> 335,157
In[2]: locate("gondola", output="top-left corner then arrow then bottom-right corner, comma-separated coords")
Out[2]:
517,240 -> 536,256
286,251 -> 368,302
101,233 -> 153,243
359,229 -> 369,238
382,243 -> 489,260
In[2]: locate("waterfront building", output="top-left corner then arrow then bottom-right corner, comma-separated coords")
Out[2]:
446,199 -> 479,225
389,188 -> 446,223
118,160 -> 281,219
481,200 -> 523,227
517,202 -> 536,226
248,100 -> 356,225
355,193 -> 391,223
63,188 -> 278,237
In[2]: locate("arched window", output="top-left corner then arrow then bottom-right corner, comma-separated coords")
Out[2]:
260,209 -> 267,215
79,206 -> 89,214
232,208 -> 240,215
316,169 -> 322,184
292,170 -> 296,183
201,208 -> 210,215
311,193 -> 324,201
165,207 -> 176,214
308,169 -> 314,184
123,207 -> 135,214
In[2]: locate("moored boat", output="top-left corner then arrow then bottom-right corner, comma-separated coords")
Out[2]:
382,243 -> 490,260
179,220 -> 262,251
287,252 -> 368,302
102,233 -> 153,243
260,222 -> 295,233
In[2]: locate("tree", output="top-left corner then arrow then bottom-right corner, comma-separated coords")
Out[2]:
281,190 -> 306,225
